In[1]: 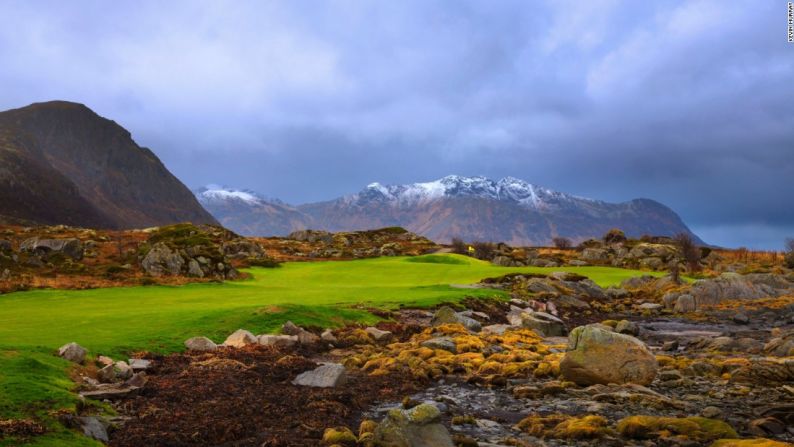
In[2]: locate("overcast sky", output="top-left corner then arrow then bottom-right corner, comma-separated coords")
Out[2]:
1,0 -> 792,249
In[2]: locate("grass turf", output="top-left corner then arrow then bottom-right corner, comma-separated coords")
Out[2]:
0,253 -> 662,444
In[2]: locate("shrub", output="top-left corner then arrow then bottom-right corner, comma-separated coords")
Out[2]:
472,241 -> 495,260
675,233 -> 702,272
451,237 -> 468,255
603,228 -> 626,244
552,237 -> 572,249
785,238 -> 794,268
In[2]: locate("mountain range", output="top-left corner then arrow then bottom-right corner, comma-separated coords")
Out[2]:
0,101 -> 217,228
196,176 -> 704,245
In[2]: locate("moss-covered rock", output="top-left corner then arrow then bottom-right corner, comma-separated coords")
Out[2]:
617,415 -> 738,441
322,426 -> 357,445
560,324 -> 658,386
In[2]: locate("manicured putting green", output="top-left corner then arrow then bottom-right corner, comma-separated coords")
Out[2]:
0,254 -> 660,357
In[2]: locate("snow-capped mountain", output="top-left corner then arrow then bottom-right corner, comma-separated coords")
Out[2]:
195,176 -> 703,246
352,175 -> 596,209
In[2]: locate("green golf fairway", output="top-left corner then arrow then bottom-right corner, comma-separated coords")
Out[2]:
0,253 -> 662,445
0,254 -> 660,356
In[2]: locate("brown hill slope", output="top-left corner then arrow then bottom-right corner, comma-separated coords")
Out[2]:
0,101 -> 217,229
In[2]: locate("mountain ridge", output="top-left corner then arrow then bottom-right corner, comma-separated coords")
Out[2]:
196,176 -> 705,246
0,101 -> 218,229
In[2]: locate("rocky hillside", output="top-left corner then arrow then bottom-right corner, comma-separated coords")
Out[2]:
198,176 -> 703,246
0,223 -> 275,293
0,101 -> 217,229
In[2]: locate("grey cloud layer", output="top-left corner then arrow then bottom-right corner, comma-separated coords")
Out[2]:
0,0 -> 791,248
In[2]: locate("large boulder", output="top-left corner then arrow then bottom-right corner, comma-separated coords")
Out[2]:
560,324 -> 658,386
373,403 -> 454,447
292,363 -> 347,388
258,334 -> 298,348
765,331 -> 794,357
688,273 -> 769,307
184,336 -> 218,352
580,248 -> 610,263
515,310 -> 567,337
223,329 -> 257,347
58,342 -> 87,364
287,229 -> 333,244
141,243 -> 184,276
20,237 -> 83,260
431,306 -> 481,332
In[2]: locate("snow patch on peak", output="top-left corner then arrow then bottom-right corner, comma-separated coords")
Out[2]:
355,175 -> 590,209
195,185 -> 264,205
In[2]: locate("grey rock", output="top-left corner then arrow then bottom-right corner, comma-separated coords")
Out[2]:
97,364 -> 116,383
281,321 -> 302,335
321,329 -> 338,343
292,363 -> 347,388
674,294 -> 696,313
615,320 -> 640,336
141,242 -> 184,276
223,329 -> 257,347
20,237 -> 83,260
733,312 -> 750,324
187,259 -> 204,278
58,342 -> 87,364
638,302 -> 663,311
258,334 -> 298,348
560,324 -> 658,386
185,336 -> 218,351
114,361 -> 133,380
128,358 -> 152,371
365,326 -> 393,341
580,248 -> 610,263
78,416 -> 109,443
374,403 -> 454,447
519,310 -> 567,337
431,306 -> 481,332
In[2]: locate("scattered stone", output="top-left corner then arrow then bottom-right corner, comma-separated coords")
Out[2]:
674,294 -> 697,313
733,312 -> 750,324
638,302 -> 663,311
518,310 -> 567,337
662,340 -> 680,351
97,364 -> 116,383
128,358 -> 152,371
615,319 -> 640,336
365,327 -> 393,341
258,334 -> 298,348
78,416 -> 109,443
58,342 -> 87,364
560,324 -> 658,386
80,385 -> 140,400
20,237 -> 84,260
281,321 -> 302,335
321,329 -> 338,343
96,355 -> 114,367
374,403 -> 454,447
184,336 -> 218,352
292,363 -> 347,388
223,329 -> 257,347
296,330 -> 320,344
431,306 -> 481,332
125,372 -> 148,388
701,406 -> 723,419
115,361 -> 133,380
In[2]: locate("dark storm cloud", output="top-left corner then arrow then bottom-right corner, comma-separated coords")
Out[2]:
0,0 -> 791,248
